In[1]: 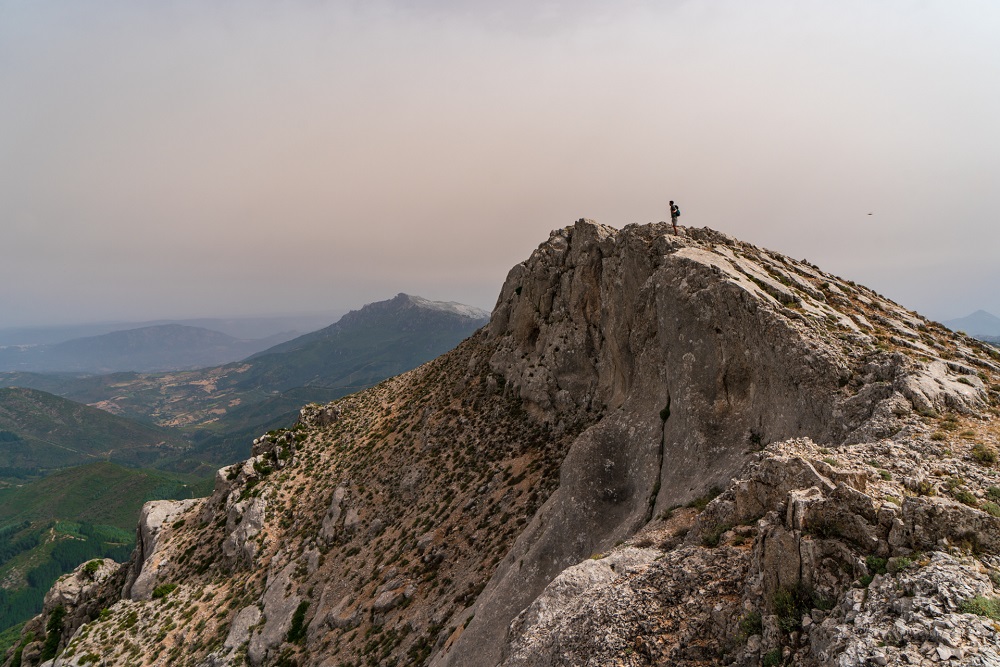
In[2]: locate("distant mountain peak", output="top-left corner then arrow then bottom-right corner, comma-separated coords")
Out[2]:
333,293 -> 490,326
943,309 -> 1000,337
397,293 -> 490,320
244,293 -> 489,363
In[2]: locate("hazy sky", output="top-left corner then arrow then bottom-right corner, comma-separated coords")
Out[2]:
2,0 -> 999,327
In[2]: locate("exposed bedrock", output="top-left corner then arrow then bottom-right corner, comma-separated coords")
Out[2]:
437,220 -> 918,667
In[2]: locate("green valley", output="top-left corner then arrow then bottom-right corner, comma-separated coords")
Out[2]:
0,462 -> 209,651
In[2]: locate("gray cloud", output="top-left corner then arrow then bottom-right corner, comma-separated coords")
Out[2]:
2,0 -> 999,326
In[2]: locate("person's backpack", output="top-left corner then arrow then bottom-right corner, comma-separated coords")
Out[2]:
674,206 -> 681,217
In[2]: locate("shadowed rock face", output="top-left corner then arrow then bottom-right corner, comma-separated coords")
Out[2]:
10,220 -> 999,667
434,220 -> 881,667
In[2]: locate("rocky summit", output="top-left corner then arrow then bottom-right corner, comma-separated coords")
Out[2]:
7,219 -> 1000,667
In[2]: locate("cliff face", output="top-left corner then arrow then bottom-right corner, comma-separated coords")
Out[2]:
8,220 -> 1000,667
439,221 -> 994,667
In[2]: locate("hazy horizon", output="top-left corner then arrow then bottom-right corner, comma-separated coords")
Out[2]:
3,1 -> 999,328
0,305 -> 352,331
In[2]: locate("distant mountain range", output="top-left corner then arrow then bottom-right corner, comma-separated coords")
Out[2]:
0,294 -> 490,469
242,293 -> 490,391
162,294 -> 493,465
0,324 -> 301,374
0,312 -> 349,347
943,309 -> 1000,338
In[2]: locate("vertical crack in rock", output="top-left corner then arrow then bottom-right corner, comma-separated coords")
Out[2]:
647,394 -> 670,523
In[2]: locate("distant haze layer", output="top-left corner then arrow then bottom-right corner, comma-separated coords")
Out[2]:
2,1 -> 999,326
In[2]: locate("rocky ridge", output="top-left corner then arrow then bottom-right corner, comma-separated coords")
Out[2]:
6,219 -> 1000,667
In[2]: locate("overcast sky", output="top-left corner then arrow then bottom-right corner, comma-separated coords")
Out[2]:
2,0 -> 999,327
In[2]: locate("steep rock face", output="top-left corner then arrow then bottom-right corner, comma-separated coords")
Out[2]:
7,220 -> 1000,667
438,221 -> 989,667
121,498 -> 201,601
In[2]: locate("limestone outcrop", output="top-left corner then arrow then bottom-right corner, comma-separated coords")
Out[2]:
121,498 -> 201,601
7,220 -> 1000,667
436,221 -> 994,667
11,559 -> 123,667
498,436 -> 1000,667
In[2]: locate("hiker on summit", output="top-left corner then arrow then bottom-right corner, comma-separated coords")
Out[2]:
669,201 -> 680,235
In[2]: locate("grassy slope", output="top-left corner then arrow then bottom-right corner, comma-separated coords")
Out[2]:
0,461 -> 208,529
0,373 -> 143,408
0,387 -> 188,474
37,333 -> 588,666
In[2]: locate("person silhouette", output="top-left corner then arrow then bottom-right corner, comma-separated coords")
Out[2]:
669,201 -> 680,235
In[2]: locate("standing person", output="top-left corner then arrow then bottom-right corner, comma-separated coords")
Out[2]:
669,200 -> 680,235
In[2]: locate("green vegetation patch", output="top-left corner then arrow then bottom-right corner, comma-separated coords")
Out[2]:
772,583 -> 831,633
286,601 -> 310,644
39,604 -> 66,661
738,610 -> 763,639
701,523 -> 731,548
866,555 -> 888,575
0,462 -> 201,530
686,486 -> 723,511
0,622 -> 26,660
972,443 -> 997,464
763,648 -> 783,666
960,596 -> 1000,620
152,583 -> 178,599
0,387 -> 185,473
